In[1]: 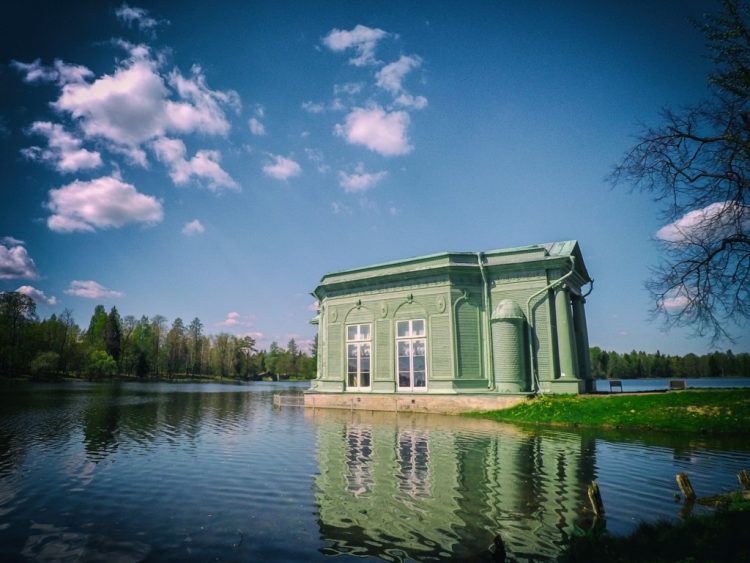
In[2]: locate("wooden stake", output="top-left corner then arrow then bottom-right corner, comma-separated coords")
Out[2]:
587,480 -> 605,516
676,472 -> 696,501
739,469 -> 750,491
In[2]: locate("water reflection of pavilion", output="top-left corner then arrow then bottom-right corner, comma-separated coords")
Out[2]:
308,410 -> 596,561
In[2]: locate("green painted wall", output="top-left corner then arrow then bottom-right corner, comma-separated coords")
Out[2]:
312,241 -> 593,395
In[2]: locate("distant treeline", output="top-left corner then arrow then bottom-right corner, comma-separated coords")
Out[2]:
589,347 -> 750,380
0,292 -> 316,380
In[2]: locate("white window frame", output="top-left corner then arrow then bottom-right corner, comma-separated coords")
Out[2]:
395,319 -> 428,392
346,323 -> 372,391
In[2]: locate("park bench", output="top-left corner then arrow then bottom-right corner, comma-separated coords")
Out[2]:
669,379 -> 687,391
609,380 -> 623,393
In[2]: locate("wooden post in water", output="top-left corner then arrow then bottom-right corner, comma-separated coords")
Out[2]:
587,480 -> 605,516
676,472 -> 696,501
739,469 -> 750,491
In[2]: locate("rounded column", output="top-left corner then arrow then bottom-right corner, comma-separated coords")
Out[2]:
554,285 -> 578,379
491,300 -> 528,392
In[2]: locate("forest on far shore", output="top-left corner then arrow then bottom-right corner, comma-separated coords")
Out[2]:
0,292 -> 315,380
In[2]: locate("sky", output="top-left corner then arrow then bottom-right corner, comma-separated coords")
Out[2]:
1,0 -> 747,355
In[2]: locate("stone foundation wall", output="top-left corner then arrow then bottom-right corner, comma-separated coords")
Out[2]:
303,392 -> 526,415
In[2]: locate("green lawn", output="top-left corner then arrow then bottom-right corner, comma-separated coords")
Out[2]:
469,389 -> 750,434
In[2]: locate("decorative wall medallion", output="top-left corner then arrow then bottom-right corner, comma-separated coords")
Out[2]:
436,295 -> 446,313
380,302 -> 388,318
330,309 -> 338,322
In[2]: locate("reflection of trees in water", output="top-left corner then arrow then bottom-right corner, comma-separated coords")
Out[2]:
313,412 -> 599,561
83,383 -> 123,460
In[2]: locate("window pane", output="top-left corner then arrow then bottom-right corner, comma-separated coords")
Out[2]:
413,371 -> 426,387
412,320 -> 425,336
347,326 -> 357,341
397,321 -> 409,338
397,341 -> 410,357
361,343 -> 370,357
348,344 -> 357,358
413,355 -> 425,371
399,371 -> 411,387
361,357 -> 370,372
348,371 -> 358,387
361,371 -> 370,387
398,356 -> 410,373
360,325 -> 370,340
413,339 -> 425,357
348,358 -> 357,373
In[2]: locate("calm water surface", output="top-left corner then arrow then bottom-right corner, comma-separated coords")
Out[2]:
1,381 -> 748,562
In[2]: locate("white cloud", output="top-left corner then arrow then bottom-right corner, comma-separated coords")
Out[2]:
301,101 -> 326,114
376,55 -> 421,94
182,219 -> 205,236
65,280 -> 123,299
393,94 -> 428,110
307,301 -> 320,312
263,154 -> 302,181
0,240 -> 39,280
46,176 -> 163,233
152,137 -> 238,190
52,51 -> 238,162
248,117 -> 266,136
323,25 -> 388,66
22,121 -> 102,173
215,311 -> 256,328
335,106 -> 412,156
12,59 -> 93,86
115,3 -> 165,33
338,163 -> 387,193
656,201 -> 750,244
16,285 -> 57,305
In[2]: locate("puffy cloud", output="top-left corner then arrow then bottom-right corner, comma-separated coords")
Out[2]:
0,239 -> 39,279
248,117 -> 265,136
393,93 -> 428,110
307,301 -> 320,312
115,3 -> 165,33
22,121 -> 102,173
376,55 -> 421,94
215,311 -> 256,328
263,154 -> 302,181
65,280 -> 123,299
52,52 -> 238,160
335,106 -> 412,156
152,137 -> 238,190
16,285 -> 57,305
11,59 -> 93,86
656,201 -> 750,244
182,219 -> 205,236
46,176 -> 163,233
323,25 -> 388,66
338,163 -> 387,193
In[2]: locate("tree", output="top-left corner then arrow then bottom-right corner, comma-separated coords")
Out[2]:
187,317 -> 203,376
609,0 -> 750,343
85,305 -> 108,350
0,291 -> 37,374
166,317 -> 187,377
103,307 -> 122,367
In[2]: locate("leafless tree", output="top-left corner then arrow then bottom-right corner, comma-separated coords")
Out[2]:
609,0 -> 750,343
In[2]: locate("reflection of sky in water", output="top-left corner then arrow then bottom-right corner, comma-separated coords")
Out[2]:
0,381 -> 748,562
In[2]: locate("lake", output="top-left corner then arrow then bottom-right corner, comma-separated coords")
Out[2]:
1,381 -> 748,561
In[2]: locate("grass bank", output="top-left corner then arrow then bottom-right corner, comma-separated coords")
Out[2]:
469,389 -> 750,434
559,493 -> 750,562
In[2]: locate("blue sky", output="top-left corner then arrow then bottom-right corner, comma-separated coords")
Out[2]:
1,0 -> 747,354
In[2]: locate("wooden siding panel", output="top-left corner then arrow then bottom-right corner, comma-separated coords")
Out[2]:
327,323 -> 341,378
375,319 -> 392,381
429,314 -> 452,379
456,299 -> 482,379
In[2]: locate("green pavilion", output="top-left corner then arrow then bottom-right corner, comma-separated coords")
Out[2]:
306,241 -> 593,411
